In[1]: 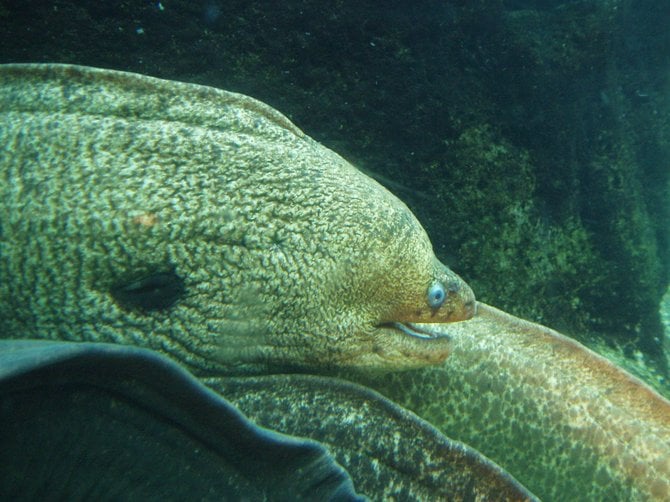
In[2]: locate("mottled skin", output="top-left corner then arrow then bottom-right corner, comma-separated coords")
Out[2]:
207,373 -> 536,501
356,303 -> 670,501
0,64 -> 474,376
3,64 -> 668,501
0,338 -> 535,501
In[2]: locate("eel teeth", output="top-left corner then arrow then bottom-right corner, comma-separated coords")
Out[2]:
387,322 -> 451,341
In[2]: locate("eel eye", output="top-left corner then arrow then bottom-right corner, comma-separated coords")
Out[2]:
111,271 -> 185,311
427,282 -> 446,309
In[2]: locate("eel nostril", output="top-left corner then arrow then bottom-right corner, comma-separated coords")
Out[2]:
447,281 -> 460,293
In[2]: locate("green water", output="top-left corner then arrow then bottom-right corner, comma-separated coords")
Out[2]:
663,284 -> 670,350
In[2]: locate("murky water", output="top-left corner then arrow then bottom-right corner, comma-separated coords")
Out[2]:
663,284 -> 670,340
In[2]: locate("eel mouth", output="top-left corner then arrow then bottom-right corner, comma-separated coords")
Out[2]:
380,322 -> 451,341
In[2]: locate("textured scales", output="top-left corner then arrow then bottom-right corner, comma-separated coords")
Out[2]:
208,373 -> 537,501
0,63 -> 474,375
2,63 -> 666,500
356,303 -> 670,501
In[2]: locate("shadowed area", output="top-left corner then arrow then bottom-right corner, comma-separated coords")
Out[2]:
0,340 -> 363,501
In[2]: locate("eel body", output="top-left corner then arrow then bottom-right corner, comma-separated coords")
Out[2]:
209,372 -> 537,501
0,63 -> 474,375
1,338 -> 537,501
3,64 -> 667,500
357,303 -> 670,501
0,340 -> 362,501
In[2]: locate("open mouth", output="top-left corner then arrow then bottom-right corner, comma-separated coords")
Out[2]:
381,322 -> 451,340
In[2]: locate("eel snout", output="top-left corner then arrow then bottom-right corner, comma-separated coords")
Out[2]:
434,269 -> 477,322
406,270 -> 477,325
377,268 -> 476,354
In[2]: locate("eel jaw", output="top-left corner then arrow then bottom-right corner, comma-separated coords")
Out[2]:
376,296 -> 478,341
382,322 -> 451,341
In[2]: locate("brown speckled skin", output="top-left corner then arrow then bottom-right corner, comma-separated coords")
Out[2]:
0,64 -> 474,375
358,303 -> 670,501
2,64 -> 667,500
207,373 -> 537,501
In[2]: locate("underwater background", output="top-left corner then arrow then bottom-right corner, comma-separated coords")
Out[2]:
1,0 -> 668,394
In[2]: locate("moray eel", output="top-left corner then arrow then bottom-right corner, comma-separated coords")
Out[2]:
209,372 -> 537,501
5,64 -> 666,500
0,63 -> 475,375
356,303 -> 670,501
0,340 -> 362,501
0,338 -> 536,501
